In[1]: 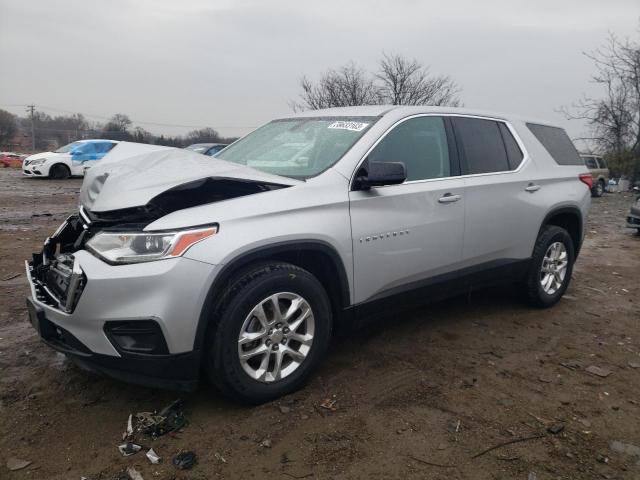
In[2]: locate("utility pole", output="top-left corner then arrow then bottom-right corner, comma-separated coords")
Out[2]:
26,104 -> 36,150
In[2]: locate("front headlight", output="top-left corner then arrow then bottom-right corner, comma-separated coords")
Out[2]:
85,226 -> 217,264
29,159 -> 47,166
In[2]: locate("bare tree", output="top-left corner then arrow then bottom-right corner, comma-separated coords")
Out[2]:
293,55 -> 462,111
0,109 -> 17,147
377,53 -> 461,106
562,29 -> 640,179
293,62 -> 380,111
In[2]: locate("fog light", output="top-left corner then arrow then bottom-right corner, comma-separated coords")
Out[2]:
104,320 -> 169,355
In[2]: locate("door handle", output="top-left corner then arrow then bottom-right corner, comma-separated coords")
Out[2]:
525,183 -> 541,193
438,193 -> 461,203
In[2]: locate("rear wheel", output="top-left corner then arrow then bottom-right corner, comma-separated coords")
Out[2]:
592,180 -> 604,197
521,225 -> 574,308
49,164 -> 70,179
206,262 -> 332,404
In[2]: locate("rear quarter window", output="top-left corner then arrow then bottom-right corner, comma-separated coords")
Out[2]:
526,123 -> 582,165
583,156 -> 598,169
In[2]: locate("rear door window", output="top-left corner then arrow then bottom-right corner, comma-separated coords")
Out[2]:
596,157 -> 607,169
526,123 -> 582,165
453,117 -> 510,174
368,116 -> 452,181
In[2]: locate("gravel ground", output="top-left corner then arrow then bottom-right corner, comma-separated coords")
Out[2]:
0,168 -> 639,480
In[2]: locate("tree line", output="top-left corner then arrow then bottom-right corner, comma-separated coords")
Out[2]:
562,26 -> 640,181
0,110 -> 237,151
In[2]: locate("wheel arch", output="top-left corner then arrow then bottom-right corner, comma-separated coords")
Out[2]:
539,206 -> 583,258
49,162 -> 71,178
192,240 -> 351,354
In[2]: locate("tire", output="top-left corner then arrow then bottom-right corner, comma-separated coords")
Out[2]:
591,180 -> 604,197
205,262 -> 332,404
521,225 -> 575,308
49,164 -> 70,179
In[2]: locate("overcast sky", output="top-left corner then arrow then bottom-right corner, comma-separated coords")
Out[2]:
1,0 -> 638,146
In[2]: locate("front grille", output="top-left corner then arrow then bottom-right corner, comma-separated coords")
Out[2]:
29,255 -> 86,313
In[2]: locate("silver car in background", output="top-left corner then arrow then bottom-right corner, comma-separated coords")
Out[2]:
25,106 -> 591,403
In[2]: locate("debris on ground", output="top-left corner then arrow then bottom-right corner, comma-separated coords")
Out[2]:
172,451 -> 197,470
6,457 -> 32,471
260,439 -> 272,448
609,440 -> 640,458
1,273 -> 20,281
146,448 -> 161,464
125,399 -> 186,440
118,442 -> 142,457
214,452 -> 227,464
279,405 -> 291,414
559,360 -> 581,371
319,398 -> 337,411
447,419 -> 462,433
126,466 -> 144,480
547,423 -> 565,434
596,453 -> 610,464
585,365 -> 612,377
628,361 -> 640,369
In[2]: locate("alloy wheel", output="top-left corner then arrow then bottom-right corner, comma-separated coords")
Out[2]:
540,241 -> 568,295
237,292 -> 315,383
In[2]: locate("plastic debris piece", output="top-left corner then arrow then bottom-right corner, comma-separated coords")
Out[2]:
118,442 -> 142,457
134,399 -> 186,438
260,439 -> 272,448
585,365 -> 612,377
547,423 -> 565,434
123,413 -> 134,440
146,448 -> 161,464
319,398 -> 337,411
127,466 -> 144,480
173,451 -> 197,470
6,457 -> 31,471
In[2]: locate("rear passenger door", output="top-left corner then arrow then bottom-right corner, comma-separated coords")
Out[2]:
451,116 -> 541,269
349,115 -> 465,304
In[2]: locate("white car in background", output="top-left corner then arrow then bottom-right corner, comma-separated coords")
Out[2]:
22,140 -> 119,179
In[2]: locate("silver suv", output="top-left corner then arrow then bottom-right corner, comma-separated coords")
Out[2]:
25,106 -> 592,403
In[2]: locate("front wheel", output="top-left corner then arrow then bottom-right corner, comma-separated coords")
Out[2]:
206,262 -> 332,404
49,164 -> 70,179
521,225 -> 575,308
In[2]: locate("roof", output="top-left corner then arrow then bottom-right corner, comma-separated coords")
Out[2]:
281,105 -> 562,128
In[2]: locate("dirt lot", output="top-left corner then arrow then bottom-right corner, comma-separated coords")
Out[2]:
0,168 -> 639,480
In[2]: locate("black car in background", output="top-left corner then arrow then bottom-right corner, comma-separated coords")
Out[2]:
185,143 -> 228,156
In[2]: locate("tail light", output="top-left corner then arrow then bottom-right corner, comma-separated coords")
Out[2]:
579,173 -> 593,189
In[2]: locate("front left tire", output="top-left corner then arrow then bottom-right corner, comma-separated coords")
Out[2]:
49,164 -> 70,179
206,262 -> 332,404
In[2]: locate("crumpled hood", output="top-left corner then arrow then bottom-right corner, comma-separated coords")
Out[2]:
80,142 -> 301,212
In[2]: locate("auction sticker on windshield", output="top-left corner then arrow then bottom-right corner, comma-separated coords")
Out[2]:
328,121 -> 369,132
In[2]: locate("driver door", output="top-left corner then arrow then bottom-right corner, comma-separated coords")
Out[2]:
349,116 -> 465,305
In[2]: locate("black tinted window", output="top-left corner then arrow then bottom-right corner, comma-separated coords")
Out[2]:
498,123 -> 523,170
453,117 -> 509,174
596,157 -> 607,169
368,116 -> 450,181
526,123 -> 582,165
583,156 -> 597,169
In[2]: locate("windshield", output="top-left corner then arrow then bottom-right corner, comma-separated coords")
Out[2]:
216,117 -> 377,178
55,141 -> 84,153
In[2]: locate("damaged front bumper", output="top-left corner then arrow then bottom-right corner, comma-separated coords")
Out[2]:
25,214 -> 217,391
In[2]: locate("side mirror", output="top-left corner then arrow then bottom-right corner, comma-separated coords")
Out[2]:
353,161 -> 407,190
